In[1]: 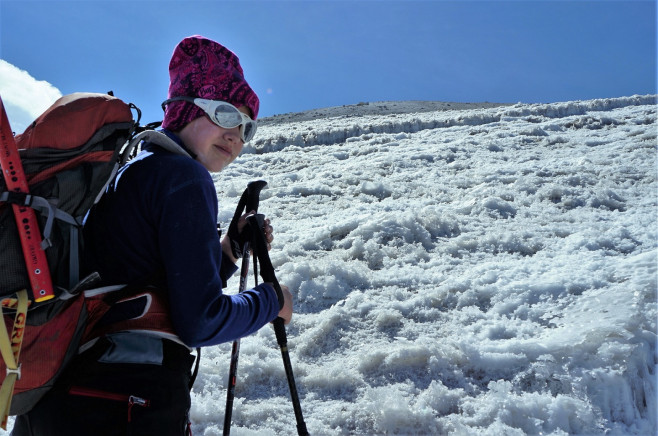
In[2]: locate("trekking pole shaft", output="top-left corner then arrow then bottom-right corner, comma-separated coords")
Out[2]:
223,339 -> 239,435
223,243 -> 251,436
273,318 -> 309,436
223,180 -> 267,435
246,211 -> 309,435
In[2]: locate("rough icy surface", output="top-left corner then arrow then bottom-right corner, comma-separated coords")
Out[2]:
195,95 -> 656,435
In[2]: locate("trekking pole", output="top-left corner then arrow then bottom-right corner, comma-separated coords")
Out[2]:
223,180 -> 267,436
246,214 -> 309,436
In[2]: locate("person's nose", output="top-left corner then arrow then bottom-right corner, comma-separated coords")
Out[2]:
224,126 -> 243,145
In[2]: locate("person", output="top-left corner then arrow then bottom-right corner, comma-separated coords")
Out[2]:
12,35 -> 293,436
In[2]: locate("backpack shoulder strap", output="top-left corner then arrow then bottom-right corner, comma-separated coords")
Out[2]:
120,130 -> 191,165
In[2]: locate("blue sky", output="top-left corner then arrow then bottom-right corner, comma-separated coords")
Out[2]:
1,0 -> 656,124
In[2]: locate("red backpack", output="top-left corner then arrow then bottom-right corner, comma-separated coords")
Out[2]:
0,92 -> 183,428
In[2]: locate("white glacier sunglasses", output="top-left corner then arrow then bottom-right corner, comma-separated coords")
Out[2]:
162,97 -> 257,143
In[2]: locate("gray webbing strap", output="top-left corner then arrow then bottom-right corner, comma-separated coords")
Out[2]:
69,225 -> 79,288
1,191 -> 82,288
0,192 -> 79,246
121,130 -> 191,165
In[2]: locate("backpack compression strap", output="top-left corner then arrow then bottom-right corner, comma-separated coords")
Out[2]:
0,96 -> 54,302
0,289 -> 29,429
0,191 -> 84,289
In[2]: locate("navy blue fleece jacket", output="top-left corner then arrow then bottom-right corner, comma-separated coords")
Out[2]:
83,131 -> 280,347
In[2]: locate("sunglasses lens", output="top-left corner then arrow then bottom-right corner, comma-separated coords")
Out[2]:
202,100 -> 256,142
212,104 -> 242,128
242,121 -> 256,142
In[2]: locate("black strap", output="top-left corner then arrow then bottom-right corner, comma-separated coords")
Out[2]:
227,181 -> 268,260
247,214 -> 284,310
189,347 -> 201,390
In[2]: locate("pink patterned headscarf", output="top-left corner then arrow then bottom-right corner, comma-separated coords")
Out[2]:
162,35 -> 260,132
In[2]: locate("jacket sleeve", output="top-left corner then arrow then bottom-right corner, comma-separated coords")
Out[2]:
156,167 -> 280,347
219,252 -> 238,288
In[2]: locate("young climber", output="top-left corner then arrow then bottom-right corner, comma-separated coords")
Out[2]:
11,35 -> 292,436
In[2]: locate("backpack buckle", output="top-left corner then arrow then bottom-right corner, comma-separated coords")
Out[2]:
6,364 -> 21,380
0,191 -> 31,207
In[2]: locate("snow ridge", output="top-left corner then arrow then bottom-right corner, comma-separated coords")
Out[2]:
247,95 -> 656,154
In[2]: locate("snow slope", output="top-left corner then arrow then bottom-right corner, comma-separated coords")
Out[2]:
203,95 -> 657,435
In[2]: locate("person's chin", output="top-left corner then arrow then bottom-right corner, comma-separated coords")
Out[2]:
210,160 -> 228,172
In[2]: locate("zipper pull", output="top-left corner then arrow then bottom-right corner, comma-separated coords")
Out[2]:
128,395 -> 149,422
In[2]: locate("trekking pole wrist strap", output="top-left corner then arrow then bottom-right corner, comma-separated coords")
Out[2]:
271,282 -> 285,312
246,214 -> 285,311
227,180 -> 268,260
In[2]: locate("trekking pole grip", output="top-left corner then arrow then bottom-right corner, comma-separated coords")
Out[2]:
273,317 -> 287,347
227,180 -> 267,261
245,180 -> 267,213
246,214 -> 285,310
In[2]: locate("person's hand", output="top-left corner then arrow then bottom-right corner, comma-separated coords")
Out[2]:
225,211 -> 251,260
223,211 -> 274,262
262,216 -> 274,251
274,284 -> 293,325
